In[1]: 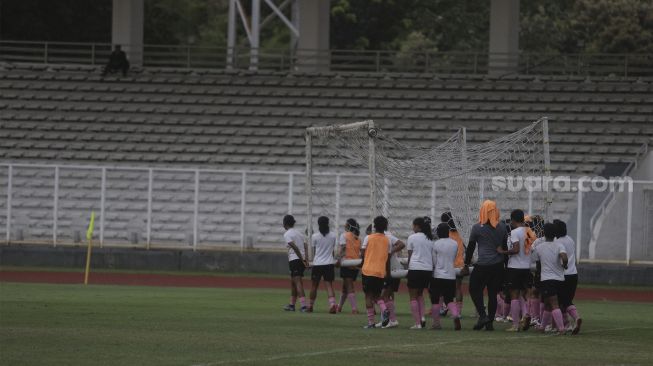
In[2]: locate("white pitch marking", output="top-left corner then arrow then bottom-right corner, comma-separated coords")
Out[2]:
191,327 -> 648,366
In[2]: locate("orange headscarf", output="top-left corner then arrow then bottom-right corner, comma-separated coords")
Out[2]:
450,230 -> 465,268
479,200 -> 500,228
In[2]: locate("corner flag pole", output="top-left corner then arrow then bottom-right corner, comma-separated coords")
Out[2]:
84,211 -> 96,285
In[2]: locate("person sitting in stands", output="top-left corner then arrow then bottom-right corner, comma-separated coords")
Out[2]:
102,45 -> 130,77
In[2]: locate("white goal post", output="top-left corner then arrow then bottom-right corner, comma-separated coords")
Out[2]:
305,118 -> 551,245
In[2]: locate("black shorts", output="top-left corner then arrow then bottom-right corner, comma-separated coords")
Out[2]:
540,280 -> 562,300
533,271 -> 542,290
506,268 -> 533,290
362,275 -> 384,297
311,264 -> 335,282
383,277 -> 401,292
289,259 -> 305,277
407,270 -> 432,289
558,274 -> 578,309
429,278 -> 456,304
340,266 -> 359,280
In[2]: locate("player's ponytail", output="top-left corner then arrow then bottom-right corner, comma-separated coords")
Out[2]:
345,218 -> 360,237
413,217 -> 434,240
318,216 -> 330,236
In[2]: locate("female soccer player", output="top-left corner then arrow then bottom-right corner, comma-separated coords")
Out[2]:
309,216 -> 338,313
531,222 -> 568,335
361,216 -> 393,329
497,209 -> 533,332
282,214 -> 308,312
554,219 -> 582,335
377,229 -> 405,329
441,212 -> 466,317
430,223 -> 462,330
463,200 -> 508,331
527,215 -> 545,327
336,218 -> 361,314
406,217 -> 435,329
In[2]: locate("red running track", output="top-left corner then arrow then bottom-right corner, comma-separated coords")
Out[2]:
1,270 -> 651,303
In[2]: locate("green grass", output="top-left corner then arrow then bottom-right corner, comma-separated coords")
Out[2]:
1,282 -> 652,366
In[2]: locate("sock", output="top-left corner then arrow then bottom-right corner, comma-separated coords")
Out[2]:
347,293 -> 357,311
448,302 -> 460,319
510,299 -> 521,327
520,297 -> 529,317
539,302 -> 545,320
328,296 -> 336,307
367,307 -> 375,325
290,296 -> 297,306
496,296 -> 503,316
410,300 -> 421,326
299,297 -> 306,308
339,293 -> 347,308
567,305 -> 579,320
542,311 -> 552,329
386,300 -> 397,322
503,301 -> 511,317
531,299 -> 540,319
431,304 -> 441,327
376,299 -> 387,313
417,296 -> 425,319
552,309 -> 565,331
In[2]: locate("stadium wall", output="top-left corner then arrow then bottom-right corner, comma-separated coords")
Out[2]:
1,245 -> 652,286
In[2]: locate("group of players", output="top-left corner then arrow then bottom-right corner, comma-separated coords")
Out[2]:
281,199 -> 582,335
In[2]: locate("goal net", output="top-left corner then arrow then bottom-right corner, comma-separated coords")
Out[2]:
305,119 -> 550,242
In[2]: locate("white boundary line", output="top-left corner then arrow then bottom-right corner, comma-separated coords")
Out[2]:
191,327 -> 648,366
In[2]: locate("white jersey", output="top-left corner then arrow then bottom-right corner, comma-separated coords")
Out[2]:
407,232 -> 434,271
432,238 -> 458,280
362,231 -> 399,249
312,232 -> 336,266
556,235 -> 577,275
284,228 -> 305,262
338,233 -> 347,246
508,226 -> 531,269
531,240 -> 566,281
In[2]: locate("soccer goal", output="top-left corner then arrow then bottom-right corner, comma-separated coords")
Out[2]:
305,118 -> 551,241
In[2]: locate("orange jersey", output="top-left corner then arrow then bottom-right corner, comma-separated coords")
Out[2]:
362,233 -> 390,278
342,231 -> 361,260
450,230 -> 466,268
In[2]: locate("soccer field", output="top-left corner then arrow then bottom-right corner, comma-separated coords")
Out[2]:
1,282 -> 652,366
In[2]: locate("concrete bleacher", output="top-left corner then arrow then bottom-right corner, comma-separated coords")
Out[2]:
0,63 -> 652,250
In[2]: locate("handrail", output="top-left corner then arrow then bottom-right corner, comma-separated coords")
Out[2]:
2,40 -> 652,76
589,143 -> 649,235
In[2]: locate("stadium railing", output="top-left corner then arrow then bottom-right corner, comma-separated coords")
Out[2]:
1,163 -> 652,265
1,40 -> 652,76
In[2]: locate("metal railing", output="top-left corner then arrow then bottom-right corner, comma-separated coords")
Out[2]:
588,143 -> 649,244
0,162 -> 367,252
2,40 -> 652,76
2,162 -> 652,265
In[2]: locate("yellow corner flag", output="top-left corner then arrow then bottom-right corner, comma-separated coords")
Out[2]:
86,211 -> 96,241
84,211 -> 96,285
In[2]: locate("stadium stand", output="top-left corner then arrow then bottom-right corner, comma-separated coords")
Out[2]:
0,63 -> 652,254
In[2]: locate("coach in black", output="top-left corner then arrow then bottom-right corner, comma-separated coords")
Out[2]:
462,200 -> 508,331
